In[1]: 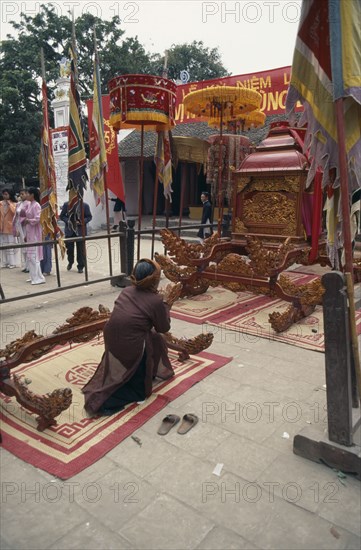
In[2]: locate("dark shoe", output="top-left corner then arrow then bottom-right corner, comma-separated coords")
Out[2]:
177,413 -> 199,435
77,268 -> 84,274
157,414 -> 180,435
22,268 -> 29,273
67,263 -> 73,271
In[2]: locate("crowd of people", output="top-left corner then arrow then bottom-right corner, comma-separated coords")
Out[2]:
0,187 -> 93,284
0,187 -> 48,284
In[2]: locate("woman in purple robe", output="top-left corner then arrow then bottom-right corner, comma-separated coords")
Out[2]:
83,259 -> 178,415
22,187 -> 45,285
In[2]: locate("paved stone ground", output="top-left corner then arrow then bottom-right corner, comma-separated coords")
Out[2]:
1,234 -> 360,550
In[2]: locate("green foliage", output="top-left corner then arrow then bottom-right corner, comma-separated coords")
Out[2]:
0,6 -> 228,182
0,5 -> 155,182
157,41 -> 230,82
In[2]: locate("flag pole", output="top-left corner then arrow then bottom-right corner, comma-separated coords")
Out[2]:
39,48 -> 65,276
151,52 -> 169,258
93,27 -> 113,276
137,124 -> 145,261
178,162 -> 187,236
151,137 -> 160,259
335,98 -> 361,398
103,175 -> 113,276
217,102 -> 224,235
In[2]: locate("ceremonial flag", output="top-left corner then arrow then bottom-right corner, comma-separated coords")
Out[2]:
67,27 -> 88,233
39,53 -> 65,258
286,0 -> 361,268
89,29 -> 107,204
87,95 -> 125,203
155,130 -> 173,202
286,0 -> 361,192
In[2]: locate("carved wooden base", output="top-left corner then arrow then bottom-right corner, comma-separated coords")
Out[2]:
157,230 -> 335,333
0,304 -> 214,432
293,425 -> 361,481
163,332 -> 214,362
269,303 -> 316,333
0,375 -> 73,432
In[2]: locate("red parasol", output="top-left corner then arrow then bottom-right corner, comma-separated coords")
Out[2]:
108,74 -> 177,259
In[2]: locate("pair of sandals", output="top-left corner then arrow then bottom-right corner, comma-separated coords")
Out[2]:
157,413 -> 198,435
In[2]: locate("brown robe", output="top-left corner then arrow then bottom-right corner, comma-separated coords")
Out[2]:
82,286 -> 173,414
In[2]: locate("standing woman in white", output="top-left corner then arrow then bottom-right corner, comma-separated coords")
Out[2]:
12,189 -> 30,272
0,188 -> 19,269
22,187 -> 45,285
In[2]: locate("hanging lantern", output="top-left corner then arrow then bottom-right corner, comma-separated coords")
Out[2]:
108,74 -> 177,131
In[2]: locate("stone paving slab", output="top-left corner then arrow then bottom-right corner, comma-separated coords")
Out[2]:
120,493 -> 214,550
1,240 -> 360,550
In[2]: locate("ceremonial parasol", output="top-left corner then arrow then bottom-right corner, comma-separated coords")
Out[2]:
208,109 -> 266,133
108,74 -> 177,259
183,86 -> 262,233
206,134 -> 252,207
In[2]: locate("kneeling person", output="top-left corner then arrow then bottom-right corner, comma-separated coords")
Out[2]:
82,259 -> 174,415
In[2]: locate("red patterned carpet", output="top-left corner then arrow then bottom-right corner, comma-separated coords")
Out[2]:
171,273 -> 361,352
0,338 -> 231,479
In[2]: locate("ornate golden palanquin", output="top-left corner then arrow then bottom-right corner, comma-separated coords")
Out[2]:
156,123 -> 331,332
232,124 -> 309,243
157,124 -> 360,332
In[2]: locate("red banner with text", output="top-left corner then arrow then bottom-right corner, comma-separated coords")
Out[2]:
175,66 -> 302,123
86,96 -> 125,202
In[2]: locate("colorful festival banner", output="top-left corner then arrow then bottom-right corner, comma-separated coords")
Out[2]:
286,0 -> 361,268
39,79 -> 65,257
67,44 -> 88,233
87,96 -> 125,202
155,131 -> 173,201
286,0 -> 361,191
89,34 -> 107,204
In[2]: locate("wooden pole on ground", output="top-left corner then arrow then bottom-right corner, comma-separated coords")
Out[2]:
80,197 -> 88,280
137,124 -> 145,261
178,162 -> 187,236
103,172 -> 113,277
335,98 -> 361,400
151,134 -> 160,259
217,103 -> 224,236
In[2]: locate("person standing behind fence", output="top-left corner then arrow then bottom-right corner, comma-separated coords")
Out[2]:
40,235 -> 52,276
197,191 -> 213,243
12,189 -> 30,272
110,197 -> 127,232
22,187 -> 45,285
60,201 -> 92,274
0,188 -> 19,269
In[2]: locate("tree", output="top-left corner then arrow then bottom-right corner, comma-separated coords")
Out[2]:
0,7 -> 229,182
0,68 -> 42,182
154,41 -> 230,82
0,5 -> 156,182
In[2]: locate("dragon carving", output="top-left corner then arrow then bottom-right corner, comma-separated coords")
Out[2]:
157,229 -> 330,333
1,300 -> 214,432
12,375 -> 73,431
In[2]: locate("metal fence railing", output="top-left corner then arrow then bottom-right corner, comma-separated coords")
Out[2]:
0,219 -> 226,304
